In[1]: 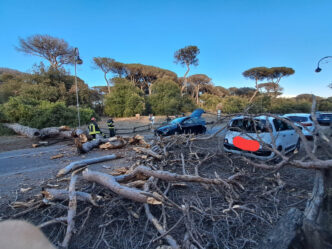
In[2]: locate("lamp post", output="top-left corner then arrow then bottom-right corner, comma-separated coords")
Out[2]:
74,47 -> 83,128
315,56 -> 332,72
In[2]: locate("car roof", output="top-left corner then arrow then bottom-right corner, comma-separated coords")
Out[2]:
231,115 -> 274,122
283,113 -> 311,117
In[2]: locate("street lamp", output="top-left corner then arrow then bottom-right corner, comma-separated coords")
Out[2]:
74,47 -> 83,128
315,56 -> 332,73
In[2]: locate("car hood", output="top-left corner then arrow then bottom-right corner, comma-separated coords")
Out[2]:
225,131 -> 272,149
156,124 -> 177,132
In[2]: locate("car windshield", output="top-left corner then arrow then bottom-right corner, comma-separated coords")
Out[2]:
170,117 -> 186,124
287,116 -> 308,122
230,118 -> 269,133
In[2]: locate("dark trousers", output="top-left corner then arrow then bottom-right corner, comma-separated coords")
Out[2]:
109,128 -> 115,137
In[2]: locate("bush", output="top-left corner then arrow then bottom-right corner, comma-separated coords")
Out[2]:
221,96 -> 248,113
148,79 -> 183,115
104,78 -> 145,117
318,97 -> 332,111
0,123 -> 16,136
180,95 -> 196,113
200,93 -> 223,112
3,96 -> 94,128
269,98 -> 311,113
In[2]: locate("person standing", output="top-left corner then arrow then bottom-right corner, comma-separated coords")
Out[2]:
149,114 -> 155,129
88,117 -> 102,139
107,118 -> 115,137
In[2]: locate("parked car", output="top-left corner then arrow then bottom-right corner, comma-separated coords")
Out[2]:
224,116 -> 300,160
154,109 -> 206,136
282,113 -> 315,139
316,112 -> 332,125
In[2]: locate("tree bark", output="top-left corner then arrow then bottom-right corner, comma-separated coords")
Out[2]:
257,208 -> 304,249
82,169 -> 160,204
104,72 -> 110,94
3,123 -> 40,138
181,64 -> 190,96
42,188 -> 100,206
57,154 -> 118,177
61,174 -> 78,248
302,169 -> 332,249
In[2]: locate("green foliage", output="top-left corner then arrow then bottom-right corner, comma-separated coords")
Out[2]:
0,124 -> 16,136
2,96 -> 94,128
221,96 -> 248,113
180,95 -> 196,113
249,95 -> 272,113
174,45 -> 200,67
17,34 -> 74,69
104,78 -> 145,117
318,97 -> 332,111
269,98 -> 311,113
200,93 -> 223,111
148,79 -> 183,115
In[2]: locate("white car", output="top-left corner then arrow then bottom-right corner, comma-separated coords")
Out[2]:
224,116 -> 300,160
282,113 -> 315,139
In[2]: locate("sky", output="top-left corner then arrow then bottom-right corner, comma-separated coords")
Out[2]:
0,0 -> 332,97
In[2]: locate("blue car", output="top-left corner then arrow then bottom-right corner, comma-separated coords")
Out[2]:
155,109 -> 207,136
316,112 -> 332,125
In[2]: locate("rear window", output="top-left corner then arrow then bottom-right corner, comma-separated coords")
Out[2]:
230,118 -> 269,133
287,116 -> 308,122
321,114 -> 332,119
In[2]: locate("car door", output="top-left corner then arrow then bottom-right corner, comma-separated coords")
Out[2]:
273,119 -> 296,152
181,118 -> 195,133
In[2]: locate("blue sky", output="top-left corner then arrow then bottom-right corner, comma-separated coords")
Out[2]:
1,0 -> 331,97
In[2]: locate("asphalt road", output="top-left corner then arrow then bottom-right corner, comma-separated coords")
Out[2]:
0,142 -> 128,205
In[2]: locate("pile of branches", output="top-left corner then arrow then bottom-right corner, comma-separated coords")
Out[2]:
3,133 -> 313,249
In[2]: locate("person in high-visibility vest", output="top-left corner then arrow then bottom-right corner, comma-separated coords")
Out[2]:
107,118 -> 115,137
88,117 -> 102,139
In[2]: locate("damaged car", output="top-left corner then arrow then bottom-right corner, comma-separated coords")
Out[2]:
154,109 -> 206,136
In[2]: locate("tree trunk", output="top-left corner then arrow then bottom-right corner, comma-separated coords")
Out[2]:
257,208 -> 304,249
302,169 -> 332,249
56,154 -> 118,177
3,123 -> 40,138
181,64 -> 190,96
196,85 -> 200,105
104,72 -> 110,94
82,169 -> 159,204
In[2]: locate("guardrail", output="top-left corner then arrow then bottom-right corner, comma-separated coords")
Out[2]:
99,120 -> 217,136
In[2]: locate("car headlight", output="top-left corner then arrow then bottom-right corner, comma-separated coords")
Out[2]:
224,138 -> 228,144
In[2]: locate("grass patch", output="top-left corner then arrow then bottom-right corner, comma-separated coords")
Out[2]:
0,123 -> 16,136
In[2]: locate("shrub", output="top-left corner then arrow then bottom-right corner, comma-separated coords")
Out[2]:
200,93 -> 223,112
104,78 -> 145,117
180,95 -> 196,113
0,124 -> 16,136
148,79 -> 183,115
3,96 -> 94,128
318,97 -> 332,111
221,96 -> 248,113
269,98 -> 311,113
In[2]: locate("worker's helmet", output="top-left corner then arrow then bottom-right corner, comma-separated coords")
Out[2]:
91,117 -> 96,121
